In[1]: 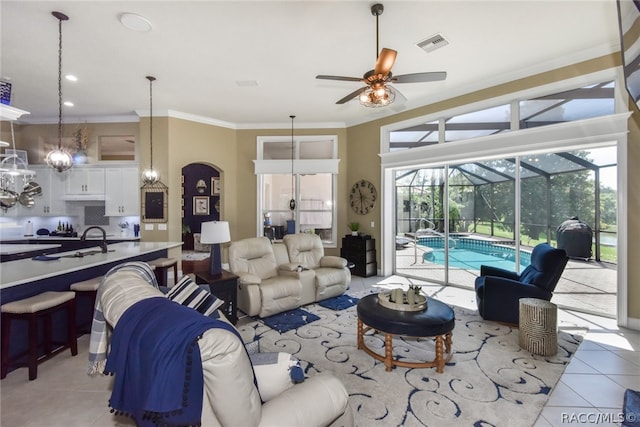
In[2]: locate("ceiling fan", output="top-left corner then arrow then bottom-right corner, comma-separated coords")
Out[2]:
316,3 -> 446,107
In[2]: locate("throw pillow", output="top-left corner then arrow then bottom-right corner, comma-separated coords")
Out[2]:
167,275 -> 224,318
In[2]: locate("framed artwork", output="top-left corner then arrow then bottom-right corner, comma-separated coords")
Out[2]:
193,196 -> 209,215
212,176 -> 221,195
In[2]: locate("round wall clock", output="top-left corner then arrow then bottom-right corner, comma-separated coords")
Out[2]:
350,179 -> 377,215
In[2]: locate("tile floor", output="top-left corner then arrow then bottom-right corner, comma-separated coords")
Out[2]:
1,275 -> 638,426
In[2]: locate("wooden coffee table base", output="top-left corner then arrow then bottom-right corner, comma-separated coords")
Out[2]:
357,318 -> 453,373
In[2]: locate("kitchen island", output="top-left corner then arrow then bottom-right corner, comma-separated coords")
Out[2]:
1,241 -> 183,367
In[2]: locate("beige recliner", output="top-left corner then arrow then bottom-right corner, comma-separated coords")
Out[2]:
99,269 -> 353,427
228,237 -> 302,318
282,233 -> 351,304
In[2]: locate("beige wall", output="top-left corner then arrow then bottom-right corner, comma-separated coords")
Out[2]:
5,52 -> 637,320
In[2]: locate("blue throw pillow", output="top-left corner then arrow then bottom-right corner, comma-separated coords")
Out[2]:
167,275 -> 224,318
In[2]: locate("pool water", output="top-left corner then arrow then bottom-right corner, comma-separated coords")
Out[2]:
418,236 -> 531,271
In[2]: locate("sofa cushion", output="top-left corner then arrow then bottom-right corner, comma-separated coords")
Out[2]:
167,275 -> 224,317
250,352 -> 305,402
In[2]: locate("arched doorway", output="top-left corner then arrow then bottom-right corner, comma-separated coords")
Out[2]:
181,162 -> 222,250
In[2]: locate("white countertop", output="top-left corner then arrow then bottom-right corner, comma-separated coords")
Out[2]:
0,241 -> 182,289
0,244 -> 62,255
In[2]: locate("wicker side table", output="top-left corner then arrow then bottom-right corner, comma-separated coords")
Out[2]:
519,298 -> 558,356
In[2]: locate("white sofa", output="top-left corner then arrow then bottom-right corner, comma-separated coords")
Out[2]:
100,269 -> 353,427
229,236 -> 351,318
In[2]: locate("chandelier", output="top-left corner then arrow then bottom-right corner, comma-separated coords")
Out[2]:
45,11 -> 73,173
141,76 -> 160,185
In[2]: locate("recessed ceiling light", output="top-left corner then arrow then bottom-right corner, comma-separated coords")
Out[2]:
236,80 -> 259,87
64,101 -> 74,107
65,74 -> 77,82
119,13 -> 152,32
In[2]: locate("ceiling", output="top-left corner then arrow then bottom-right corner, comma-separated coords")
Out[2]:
0,1 -> 621,129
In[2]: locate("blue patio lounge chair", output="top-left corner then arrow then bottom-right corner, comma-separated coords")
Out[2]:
474,243 -> 568,324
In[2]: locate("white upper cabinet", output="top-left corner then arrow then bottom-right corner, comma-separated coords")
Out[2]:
105,167 -> 139,216
64,167 -> 105,199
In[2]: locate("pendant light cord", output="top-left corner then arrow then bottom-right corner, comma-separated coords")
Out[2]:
147,76 -> 156,171
290,115 -> 295,209
57,15 -> 63,150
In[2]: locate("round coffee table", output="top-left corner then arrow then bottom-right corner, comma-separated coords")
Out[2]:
357,293 -> 455,372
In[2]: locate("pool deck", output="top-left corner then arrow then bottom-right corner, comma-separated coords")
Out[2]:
395,244 -> 617,318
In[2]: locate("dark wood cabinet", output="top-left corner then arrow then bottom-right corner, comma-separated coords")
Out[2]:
194,270 -> 239,324
341,235 -> 377,277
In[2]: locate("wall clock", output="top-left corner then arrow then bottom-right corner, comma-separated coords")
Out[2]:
350,180 -> 377,215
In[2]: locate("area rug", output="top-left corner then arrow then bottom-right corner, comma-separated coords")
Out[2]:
318,294 -> 360,311
238,293 -> 584,427
259,308 -> 320,333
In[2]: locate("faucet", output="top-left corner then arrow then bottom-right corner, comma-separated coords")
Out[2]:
81,226 -> 108,253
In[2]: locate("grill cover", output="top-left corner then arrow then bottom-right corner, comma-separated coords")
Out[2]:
556,217 -> 592,259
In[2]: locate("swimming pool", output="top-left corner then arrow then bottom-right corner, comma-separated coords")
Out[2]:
417,236 -> 531,271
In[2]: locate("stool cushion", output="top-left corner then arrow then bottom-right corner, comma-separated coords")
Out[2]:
70,277 -> 101,292
149,258 -> 178,268
1,291 -> 75,314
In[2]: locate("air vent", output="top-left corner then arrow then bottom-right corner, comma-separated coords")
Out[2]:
416,33 -> 449,53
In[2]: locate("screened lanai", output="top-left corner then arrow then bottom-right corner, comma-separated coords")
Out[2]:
393,144 -> 618,318
386,78 -> 621,318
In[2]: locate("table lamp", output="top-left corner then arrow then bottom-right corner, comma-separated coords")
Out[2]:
200,221 -> 231,277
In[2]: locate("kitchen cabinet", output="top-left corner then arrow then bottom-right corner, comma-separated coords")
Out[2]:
105,167 -> 139,216
32,166 -> 67,216
64,167 -> 105,198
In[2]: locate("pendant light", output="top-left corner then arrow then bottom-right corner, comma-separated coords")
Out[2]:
289,115 -> 296,211
141,76 -> 160,185
140,75 -> 167,193
45,11 -> 73,173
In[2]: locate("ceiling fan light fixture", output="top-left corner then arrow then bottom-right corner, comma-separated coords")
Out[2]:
359,85 -> 395,108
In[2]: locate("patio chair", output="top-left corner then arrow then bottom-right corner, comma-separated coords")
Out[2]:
474,243 -> 568,324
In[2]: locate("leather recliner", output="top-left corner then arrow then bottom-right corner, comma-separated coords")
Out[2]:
282,233 -> 351,304
100,269 -> 354,427
228,236 -> 303,318
474,243 -> 568,324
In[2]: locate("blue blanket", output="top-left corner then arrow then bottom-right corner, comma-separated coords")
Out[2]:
105,297 -> 248,426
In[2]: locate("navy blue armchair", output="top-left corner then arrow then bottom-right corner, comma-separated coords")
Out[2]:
474,243 -> 568,324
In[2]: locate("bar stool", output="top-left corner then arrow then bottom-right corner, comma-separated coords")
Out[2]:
70,277 -> 102,334
149,257 -> 178,288
1,291 -> 78,381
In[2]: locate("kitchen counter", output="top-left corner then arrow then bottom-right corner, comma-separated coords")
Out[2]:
0,243 -> 62,255
1,241 -> 182,290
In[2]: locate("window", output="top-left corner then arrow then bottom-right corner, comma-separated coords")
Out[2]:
255,136 -> 339,246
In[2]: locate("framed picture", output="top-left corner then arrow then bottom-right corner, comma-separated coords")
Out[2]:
4,149 -> 28,165
193,196 -> 209,215
212,176 -> 221,195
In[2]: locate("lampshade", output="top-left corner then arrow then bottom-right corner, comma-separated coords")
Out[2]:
359,85 -> 396,107
200,221 -> 230,277
200,221 -> 230,244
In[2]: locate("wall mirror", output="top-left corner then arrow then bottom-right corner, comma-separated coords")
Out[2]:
98,135 -> 136,161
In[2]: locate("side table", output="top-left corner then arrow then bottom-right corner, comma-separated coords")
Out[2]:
195,270 -> 239,325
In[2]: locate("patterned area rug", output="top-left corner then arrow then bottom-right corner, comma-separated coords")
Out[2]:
259,308 -> 320,333
239,293 -> 584,427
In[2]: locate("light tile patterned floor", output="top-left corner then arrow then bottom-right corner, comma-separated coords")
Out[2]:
1,275 -> 638,426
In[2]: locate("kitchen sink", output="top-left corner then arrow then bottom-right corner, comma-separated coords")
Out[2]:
59,249 -> 115,258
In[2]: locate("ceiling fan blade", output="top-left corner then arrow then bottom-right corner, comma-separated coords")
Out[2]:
316,75 -> 363,82
336,87 -> 366,104
391,72 -> 447,84
374,48 -> 397,77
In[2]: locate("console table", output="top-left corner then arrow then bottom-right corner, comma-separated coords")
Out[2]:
195,270 -> 239,324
